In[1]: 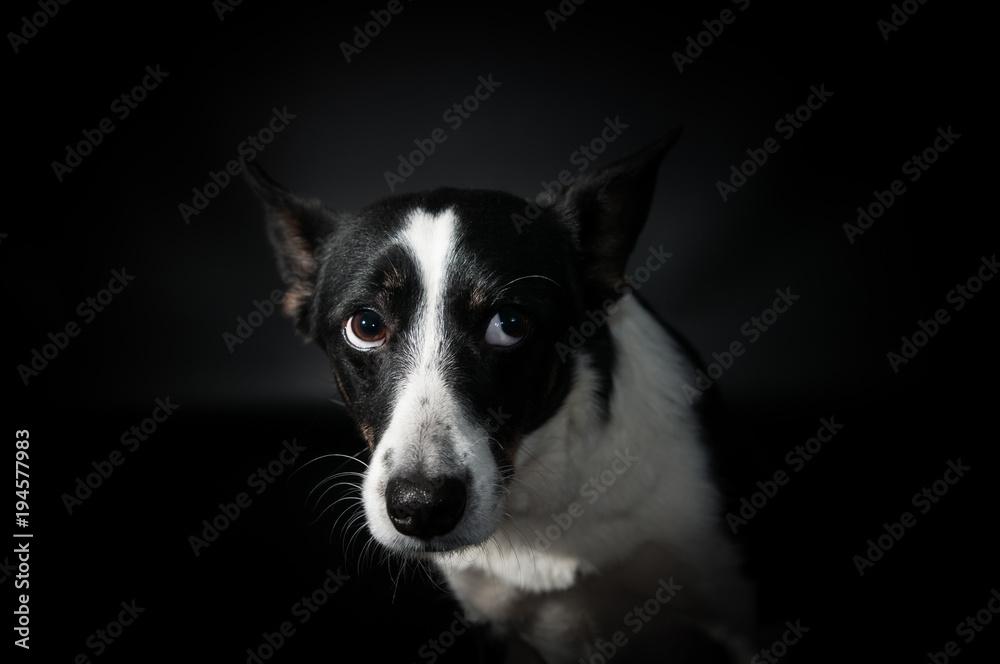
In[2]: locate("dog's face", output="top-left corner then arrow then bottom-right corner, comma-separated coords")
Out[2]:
247,130 -> 679,555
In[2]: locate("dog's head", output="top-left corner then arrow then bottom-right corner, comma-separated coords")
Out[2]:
246,130 -> 680,555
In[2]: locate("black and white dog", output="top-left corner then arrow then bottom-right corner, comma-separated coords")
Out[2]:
247,131 -> 755,662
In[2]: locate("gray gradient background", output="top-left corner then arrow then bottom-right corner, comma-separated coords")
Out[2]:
5,2 -> 994,663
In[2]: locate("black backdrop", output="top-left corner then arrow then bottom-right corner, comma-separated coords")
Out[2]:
5,1 -> 995,662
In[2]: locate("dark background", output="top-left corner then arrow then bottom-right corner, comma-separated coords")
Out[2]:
5,1 -> 995,662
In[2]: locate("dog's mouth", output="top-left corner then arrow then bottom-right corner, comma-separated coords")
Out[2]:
385,535 -> 481,556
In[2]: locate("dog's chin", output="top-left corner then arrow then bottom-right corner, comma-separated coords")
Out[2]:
380,535 -> 484,558
369,509 -> 506,559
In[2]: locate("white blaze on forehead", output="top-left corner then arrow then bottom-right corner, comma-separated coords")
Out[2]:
400,207 -> 456,336
383,206 -> 463,474
360,207 -> 507,549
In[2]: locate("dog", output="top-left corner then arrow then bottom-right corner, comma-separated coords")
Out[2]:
246,130 -> 756,663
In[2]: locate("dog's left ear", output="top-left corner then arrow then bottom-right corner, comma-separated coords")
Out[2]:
557,128 -> 681,292
243,161 -> 338,337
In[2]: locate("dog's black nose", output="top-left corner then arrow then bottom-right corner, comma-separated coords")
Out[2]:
386,475 -> 466,539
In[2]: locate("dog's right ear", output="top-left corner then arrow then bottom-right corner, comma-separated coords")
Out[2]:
556,128 -> 681,295
243,160 -> 336,337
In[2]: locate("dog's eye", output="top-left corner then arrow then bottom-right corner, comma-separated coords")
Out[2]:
485,307 -> 527,347
344,310 -> 388,350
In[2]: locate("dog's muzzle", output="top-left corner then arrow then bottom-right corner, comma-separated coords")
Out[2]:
385,474 -> 467,539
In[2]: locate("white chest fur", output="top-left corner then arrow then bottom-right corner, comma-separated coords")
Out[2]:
431,297 -> 754,661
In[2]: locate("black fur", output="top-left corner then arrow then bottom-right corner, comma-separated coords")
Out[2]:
246,130 -> 681,471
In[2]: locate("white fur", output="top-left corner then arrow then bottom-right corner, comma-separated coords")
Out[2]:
361,208 -> 506,552
434,293 -> 712,582
358,208 -> 753,660
433,294 -> 755,661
